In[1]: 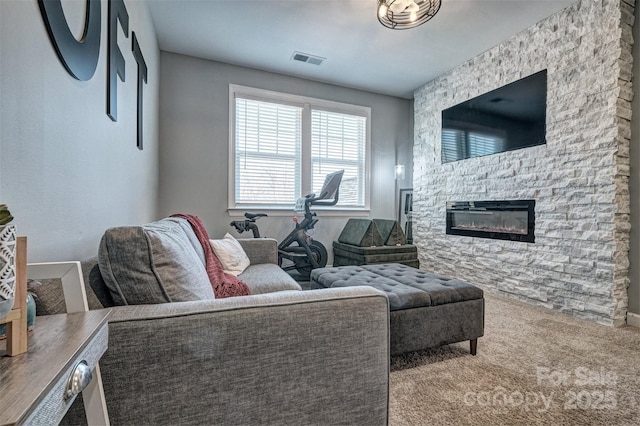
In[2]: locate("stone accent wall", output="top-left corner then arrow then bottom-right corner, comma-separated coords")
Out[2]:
413,0 -> 634,325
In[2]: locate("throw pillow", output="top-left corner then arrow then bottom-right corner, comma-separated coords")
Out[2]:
98,218 -> 215,305
210,233 -> 251,276
172,214 -> 250,298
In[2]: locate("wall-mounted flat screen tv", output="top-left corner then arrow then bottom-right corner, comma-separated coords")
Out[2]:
441,70 -> 547,163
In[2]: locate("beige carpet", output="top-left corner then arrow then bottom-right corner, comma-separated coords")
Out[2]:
389,293 -> 640,425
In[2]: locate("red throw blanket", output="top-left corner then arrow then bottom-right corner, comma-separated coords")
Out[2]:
171,213 -> 250,298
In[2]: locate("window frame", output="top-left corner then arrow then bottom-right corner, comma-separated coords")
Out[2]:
228,84 -> 371,216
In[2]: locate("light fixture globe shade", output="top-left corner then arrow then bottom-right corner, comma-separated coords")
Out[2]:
377,0 -> 442,30
406,2 -> 420,12
389,0 -> 412,14
378,3 -> 388,17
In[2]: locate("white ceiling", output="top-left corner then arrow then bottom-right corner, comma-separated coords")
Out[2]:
147,0 -> 576,99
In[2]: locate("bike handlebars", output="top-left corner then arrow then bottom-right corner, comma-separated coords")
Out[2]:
314,170 -> 344,201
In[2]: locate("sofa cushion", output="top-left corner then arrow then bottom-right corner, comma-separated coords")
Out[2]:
98,217 -> 215,305
209,233 -> 250,276
27,279 -> 66,316
27,257 -> 106,316
239,264 -> 302,294
88,262 -> 115,308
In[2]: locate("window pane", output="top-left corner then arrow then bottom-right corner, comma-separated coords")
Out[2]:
235,98 -> 302,205
311,110 -> 366,207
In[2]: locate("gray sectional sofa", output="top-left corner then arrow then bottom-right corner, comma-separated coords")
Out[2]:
31,217 -> 390,425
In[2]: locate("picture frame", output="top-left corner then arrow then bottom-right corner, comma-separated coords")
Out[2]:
398,188 -> 413,243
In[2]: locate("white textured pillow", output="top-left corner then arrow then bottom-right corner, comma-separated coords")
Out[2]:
210,233 -> 251,276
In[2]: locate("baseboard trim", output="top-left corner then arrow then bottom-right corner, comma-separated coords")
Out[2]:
628,312 -> 640,328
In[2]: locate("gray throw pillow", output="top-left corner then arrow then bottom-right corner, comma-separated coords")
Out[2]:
98,217 -> 214,305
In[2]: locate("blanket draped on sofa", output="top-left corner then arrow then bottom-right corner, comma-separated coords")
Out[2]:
171,213 -> 250,298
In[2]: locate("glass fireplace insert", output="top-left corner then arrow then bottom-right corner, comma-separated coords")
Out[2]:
446,200 -> 535,243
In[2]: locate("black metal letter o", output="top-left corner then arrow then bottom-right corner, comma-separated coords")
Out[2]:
38,0 -> 101,81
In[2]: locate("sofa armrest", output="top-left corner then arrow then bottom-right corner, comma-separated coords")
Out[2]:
237,237 -> 278,264
98,287 -> 389,425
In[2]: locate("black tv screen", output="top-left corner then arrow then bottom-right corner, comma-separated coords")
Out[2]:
441,70 -> 547,163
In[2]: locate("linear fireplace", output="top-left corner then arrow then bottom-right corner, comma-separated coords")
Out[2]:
446,200 -> 535,243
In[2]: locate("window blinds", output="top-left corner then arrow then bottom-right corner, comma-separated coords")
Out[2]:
311,110 -> 366,207
234,95 -> 367,208
235,98 -> 302,205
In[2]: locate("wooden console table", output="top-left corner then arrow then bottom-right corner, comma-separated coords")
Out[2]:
0,310 -> 110,425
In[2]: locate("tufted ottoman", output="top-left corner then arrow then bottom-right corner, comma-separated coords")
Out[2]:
310,263 -> 484,355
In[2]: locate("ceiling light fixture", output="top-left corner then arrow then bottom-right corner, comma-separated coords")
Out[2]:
377,0 -> 441,30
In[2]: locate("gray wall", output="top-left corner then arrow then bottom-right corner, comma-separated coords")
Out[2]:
158,52 -> 413,263
0,0 -> 160,261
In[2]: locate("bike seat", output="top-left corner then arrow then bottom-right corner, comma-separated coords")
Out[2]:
244,212 -> 267,219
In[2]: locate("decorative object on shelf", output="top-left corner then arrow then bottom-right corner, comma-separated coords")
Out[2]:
398,189 -> 413,244
377,0 -> 441,30
0,205 -> 16,320
0,236 -> 27,356
26,292 -> 36,331
0,292 -> 35,339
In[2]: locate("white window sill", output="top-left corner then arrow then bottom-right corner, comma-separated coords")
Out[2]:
228,207 -> 370,218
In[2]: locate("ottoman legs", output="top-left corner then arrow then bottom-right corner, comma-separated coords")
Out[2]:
470,338 -> 477,356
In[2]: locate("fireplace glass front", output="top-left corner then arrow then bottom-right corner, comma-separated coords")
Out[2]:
446,200 -> 535,243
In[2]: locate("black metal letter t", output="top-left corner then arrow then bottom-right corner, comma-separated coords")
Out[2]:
107,0 -> 129,121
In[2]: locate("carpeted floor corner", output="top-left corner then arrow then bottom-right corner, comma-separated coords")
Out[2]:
389,293 -> 640,425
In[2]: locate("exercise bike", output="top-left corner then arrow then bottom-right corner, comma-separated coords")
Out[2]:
230,170 -> 344,278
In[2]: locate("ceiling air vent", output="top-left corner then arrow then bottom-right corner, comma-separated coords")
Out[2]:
291,51 -> 325,66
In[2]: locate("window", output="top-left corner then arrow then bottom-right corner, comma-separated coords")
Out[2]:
230,85 -> 370,211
